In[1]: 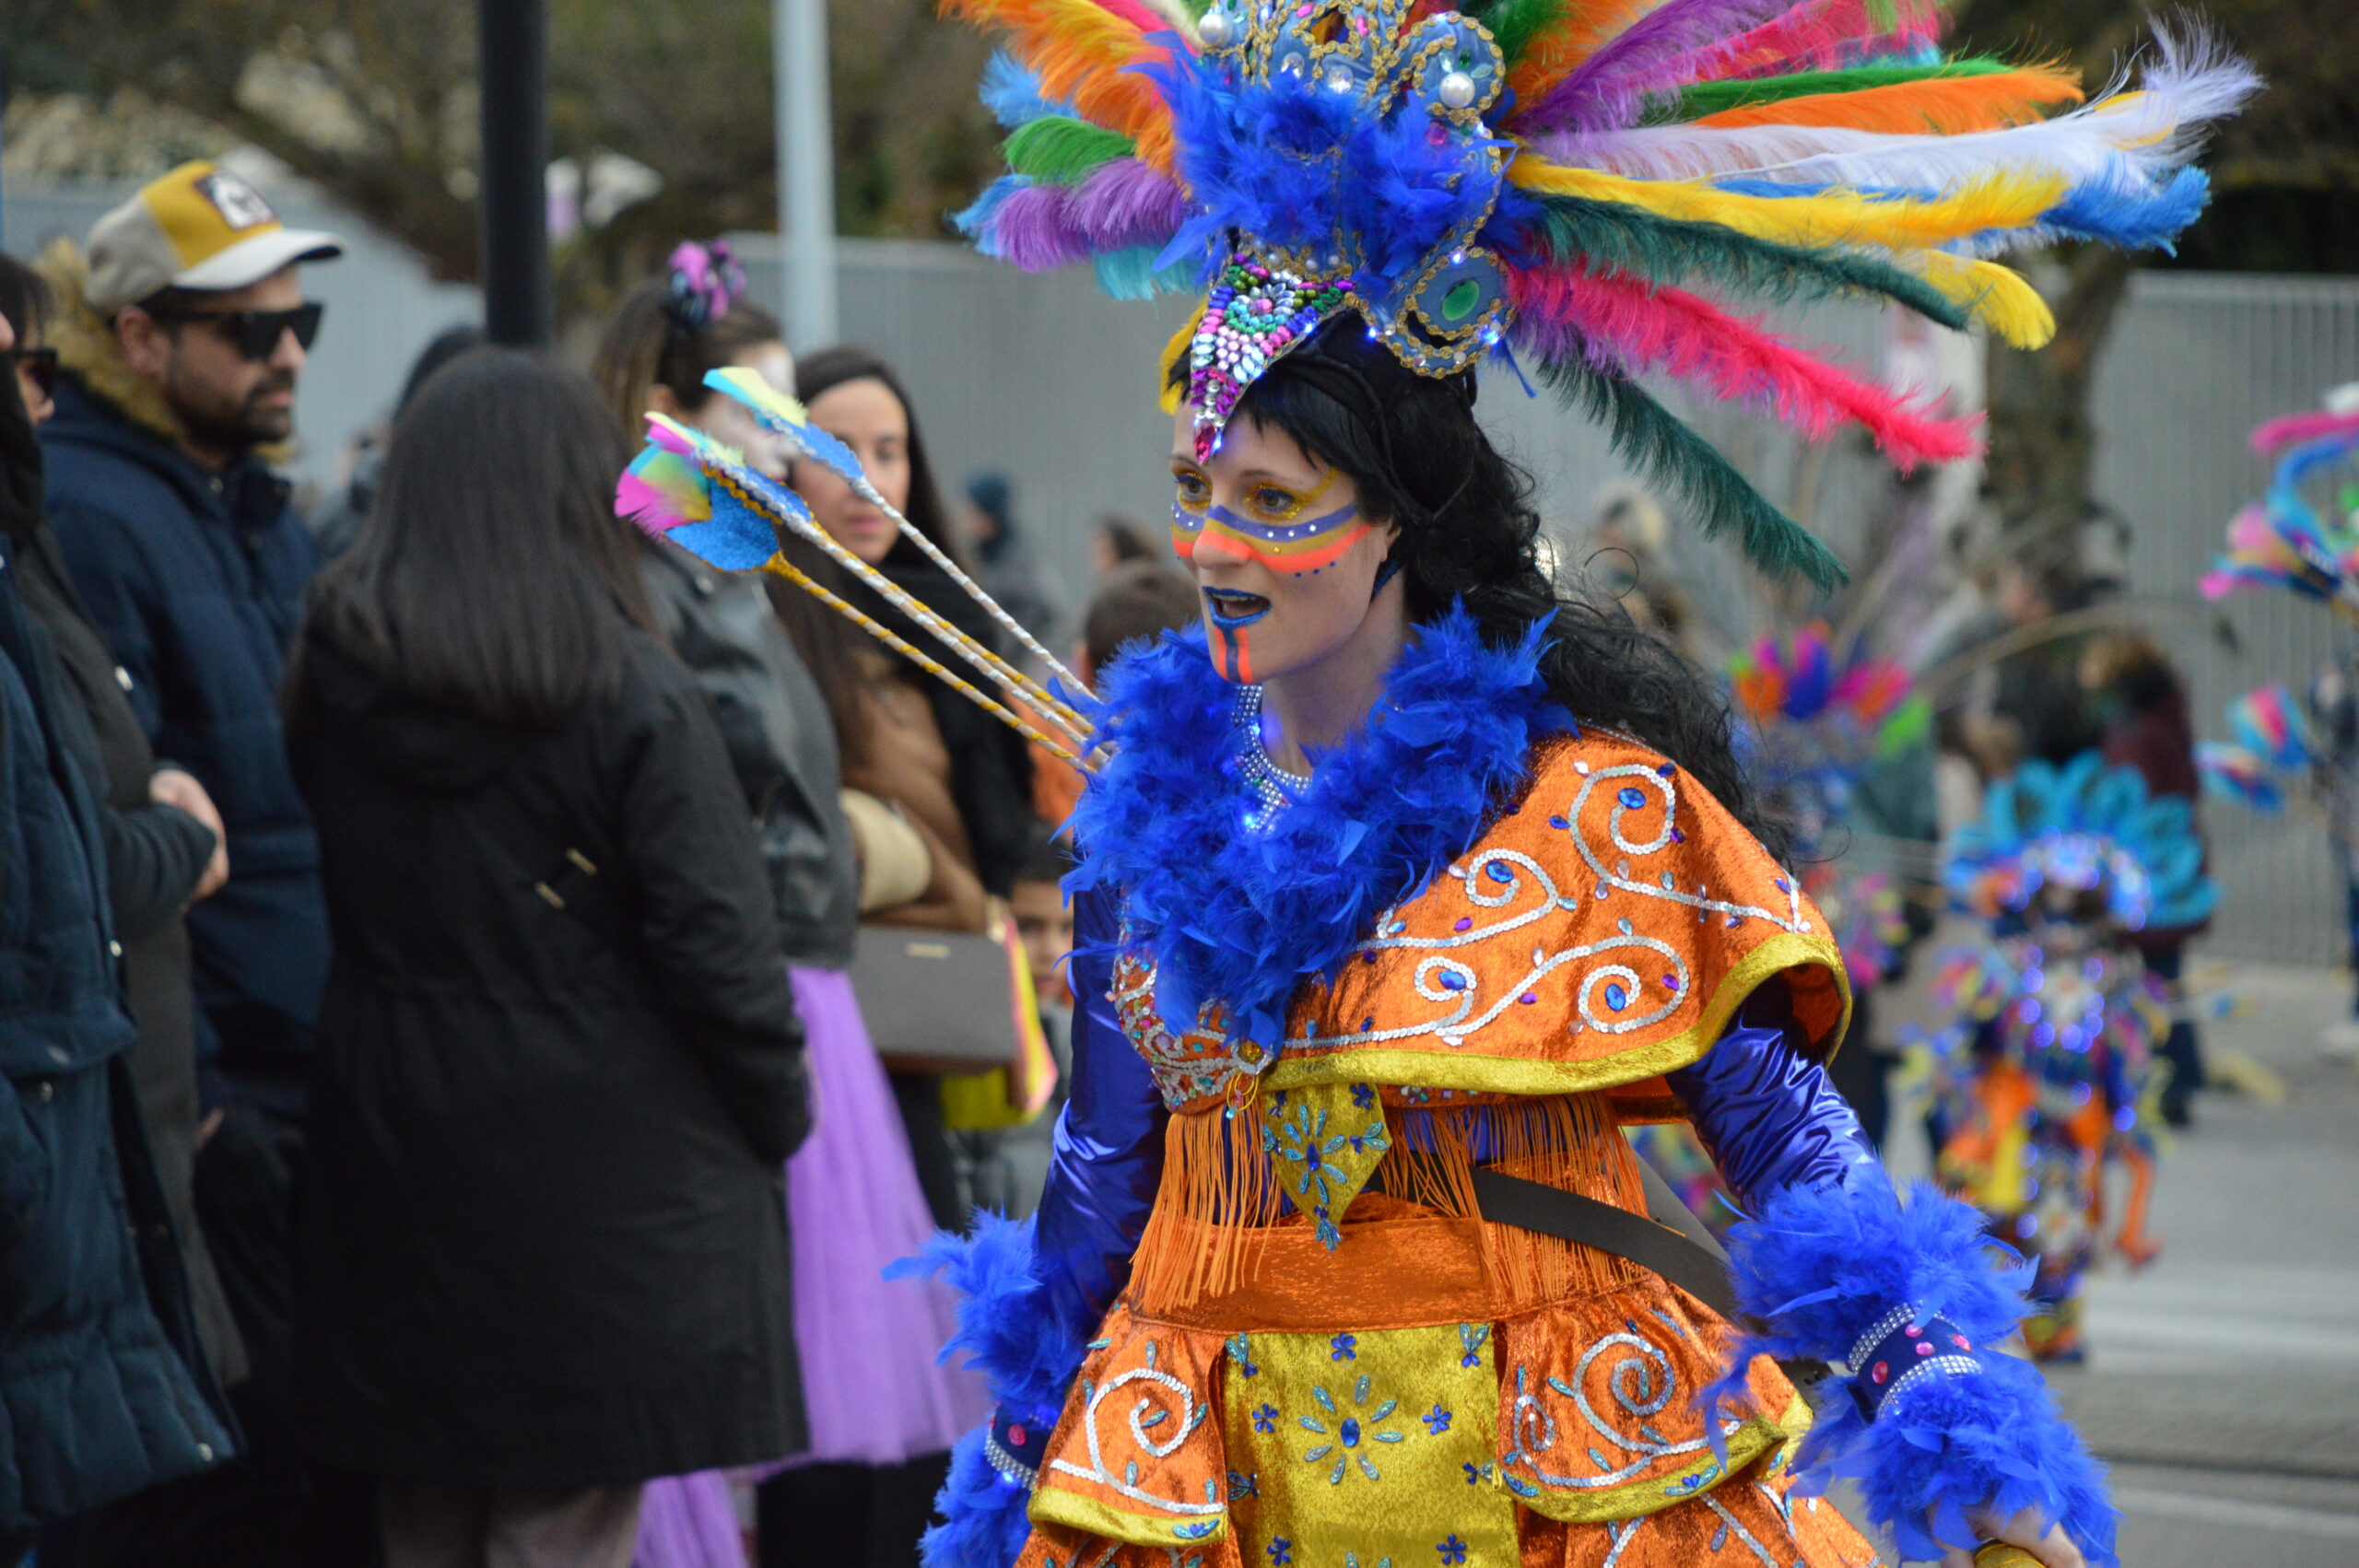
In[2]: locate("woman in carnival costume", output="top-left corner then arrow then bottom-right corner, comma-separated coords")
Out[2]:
618,3 -> 2250,1565
1920,756 -> 2212,1363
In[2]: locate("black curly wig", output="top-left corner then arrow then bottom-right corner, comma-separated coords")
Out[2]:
1172,318 -> 1788,863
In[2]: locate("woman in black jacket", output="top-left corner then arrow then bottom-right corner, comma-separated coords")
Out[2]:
286,348 -> 810,1568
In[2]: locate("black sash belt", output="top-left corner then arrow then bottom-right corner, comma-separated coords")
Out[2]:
1468,1164 -> 1744,1323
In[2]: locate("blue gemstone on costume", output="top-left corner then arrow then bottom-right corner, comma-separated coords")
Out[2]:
1604,982 -> 1628,1011
1485,861 -> 1512,883
1439,972 -> 1466,991
1340,1417 -> 1362,1447
1438,1536 -> 1469,1566
1548,814 -> 1568,830
1617,787 -> 1646,809
1331,1333 -> 1357,1361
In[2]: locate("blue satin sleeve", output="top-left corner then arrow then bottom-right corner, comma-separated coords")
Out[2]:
1032,883 -> 1169,1350
1666,985 -> 1879,1211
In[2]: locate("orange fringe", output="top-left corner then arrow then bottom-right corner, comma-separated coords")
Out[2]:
942,0 -> 1180,172
1129,1093 -> 1648,1320
1694,64 -> 2085,135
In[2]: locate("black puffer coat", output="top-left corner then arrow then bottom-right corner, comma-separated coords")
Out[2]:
288,629 -> 810,1488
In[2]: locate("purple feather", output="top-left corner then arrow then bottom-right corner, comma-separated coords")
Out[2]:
1063,158 -> 1192,252
982,160 -> 1189,273
1515,0 -> 1798,135
985,184 -> 1096,272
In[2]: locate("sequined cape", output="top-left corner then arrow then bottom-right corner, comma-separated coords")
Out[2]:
1010,714 -> 1878,1568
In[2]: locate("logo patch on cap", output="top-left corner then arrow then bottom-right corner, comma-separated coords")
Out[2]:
194,172 -> 276,232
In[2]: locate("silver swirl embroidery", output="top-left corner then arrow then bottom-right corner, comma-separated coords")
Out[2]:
1565,766 -> 1811,934
1046,1341 -> 1224,1517
1500,1329 -> 1746,1492
1294,848 -> 1692,1050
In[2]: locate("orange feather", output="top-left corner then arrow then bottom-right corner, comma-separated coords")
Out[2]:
1506,0 -> 1661,108
943,0 -> 1179,170
1694,64 -> 2084,135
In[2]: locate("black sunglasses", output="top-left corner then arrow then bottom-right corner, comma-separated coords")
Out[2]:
4,347 -> 58,401
147,301 -> 324,362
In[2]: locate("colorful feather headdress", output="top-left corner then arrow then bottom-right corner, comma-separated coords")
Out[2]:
2200,391 -> 2359,616
1943,753 -> 2214,933
945,0 -> 2254,585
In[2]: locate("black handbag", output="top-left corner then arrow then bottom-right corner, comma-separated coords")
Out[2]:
848,918 -> 1034,1076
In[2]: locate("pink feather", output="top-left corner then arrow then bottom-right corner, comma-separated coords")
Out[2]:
2251,408 -> 2359,455
1087,0 -> 1171,37
1694,0 -> 1943,84
1508,264 -> 1981,470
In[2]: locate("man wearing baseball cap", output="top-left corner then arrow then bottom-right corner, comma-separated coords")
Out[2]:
35,160 -> 346,1564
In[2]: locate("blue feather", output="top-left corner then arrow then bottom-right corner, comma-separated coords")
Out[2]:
892,1214 -> 1084,1568
1709,1170 -> 2119,1567
1065,605 -> 1573,1047
1093,245 -> 1200,299
1141,49 -> 1508,308
980,50 -> 1068,129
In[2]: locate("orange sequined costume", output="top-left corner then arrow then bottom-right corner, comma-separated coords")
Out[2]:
1001,716 -> 1874,1568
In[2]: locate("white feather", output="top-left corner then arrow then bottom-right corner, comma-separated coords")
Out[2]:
1532,24 -> 2260,193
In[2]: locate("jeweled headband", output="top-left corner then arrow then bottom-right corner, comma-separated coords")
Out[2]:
944,0 -> 2253,586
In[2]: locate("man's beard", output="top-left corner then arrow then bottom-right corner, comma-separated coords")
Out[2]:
166,363 -> 296,456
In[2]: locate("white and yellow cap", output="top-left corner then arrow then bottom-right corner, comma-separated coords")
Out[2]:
86,160 -> 344,315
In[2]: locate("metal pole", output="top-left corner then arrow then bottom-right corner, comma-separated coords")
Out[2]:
478,0 -> 552,346
774,0 -> 840,348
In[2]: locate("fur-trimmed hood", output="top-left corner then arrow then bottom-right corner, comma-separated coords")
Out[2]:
36,237 -> 190,451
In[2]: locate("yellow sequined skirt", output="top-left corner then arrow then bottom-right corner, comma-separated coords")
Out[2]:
1013,1203 -> 1882,1568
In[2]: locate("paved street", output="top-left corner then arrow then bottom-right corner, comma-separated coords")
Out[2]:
1865,954 -> 2359,1565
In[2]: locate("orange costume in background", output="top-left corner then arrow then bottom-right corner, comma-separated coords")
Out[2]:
1010,733 -> 1877,1568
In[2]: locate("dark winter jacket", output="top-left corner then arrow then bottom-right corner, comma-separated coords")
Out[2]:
0,496 -> 234,1528
642,542 -> 858,968
4,407 -> 248,1389
288,627 -> 811,1487
40,368 -> 325,1113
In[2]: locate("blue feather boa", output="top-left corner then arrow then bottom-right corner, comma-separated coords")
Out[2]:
1064,604 -> 1574,1047
1708,1170 -> 2118,1566
893,1213 -> 1074,1568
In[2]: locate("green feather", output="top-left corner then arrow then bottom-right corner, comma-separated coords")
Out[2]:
1463,0 -> 1571,67
1524,193 -> 1973,330
1003,116 -> 1133,184
1667,58 -> 2015,121
1534,355 -> 1848,589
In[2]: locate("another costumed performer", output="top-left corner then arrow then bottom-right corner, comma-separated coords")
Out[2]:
620,3 -> 2251,1566
2200,386 -> 2359,1036
1921,756 -> 2214,1362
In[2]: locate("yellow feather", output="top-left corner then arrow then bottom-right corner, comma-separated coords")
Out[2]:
1508,160 -> 2069,254
1907,252 -> 2057,349
1158,307 -> 1201,414
943,0 -> 1178,171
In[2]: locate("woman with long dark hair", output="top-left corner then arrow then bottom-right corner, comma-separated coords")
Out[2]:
287,349 -> 810,1568
595,262 -> 990,1568
751,345 -> 1016,1568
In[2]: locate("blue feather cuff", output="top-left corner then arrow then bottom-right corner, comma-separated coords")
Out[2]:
1708,1170 -> 2119,1566
893,1213 -> 1087,1568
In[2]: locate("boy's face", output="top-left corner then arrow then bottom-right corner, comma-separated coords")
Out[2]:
1012,879 -> 1075,1007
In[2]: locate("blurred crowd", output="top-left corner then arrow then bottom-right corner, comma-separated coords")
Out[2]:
0,162 -> 1200,1568
0,153 -> 2297,1568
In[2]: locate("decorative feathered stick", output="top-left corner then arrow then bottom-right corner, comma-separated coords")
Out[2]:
700,369 -> 1097,723
617,415 -> 1098,764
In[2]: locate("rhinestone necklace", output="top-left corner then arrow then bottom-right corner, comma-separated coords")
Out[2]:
1235,685 -> 1312,822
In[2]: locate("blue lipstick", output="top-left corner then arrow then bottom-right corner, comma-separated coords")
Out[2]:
1203,587 -> 1271,629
